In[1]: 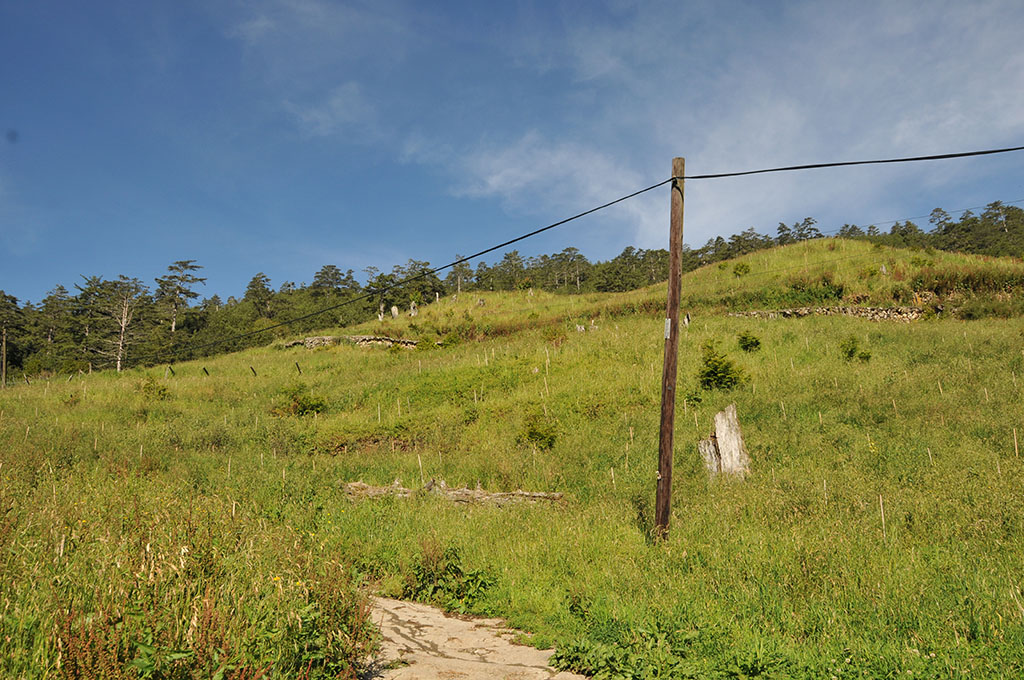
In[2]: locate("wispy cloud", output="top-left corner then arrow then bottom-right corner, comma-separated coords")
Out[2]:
229,15 -> 275,43
284,82 -> 376,138
454,131 -> 663,244
447,0 -> 1024,250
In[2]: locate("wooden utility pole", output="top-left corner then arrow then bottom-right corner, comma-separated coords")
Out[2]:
655,157 -> 685,537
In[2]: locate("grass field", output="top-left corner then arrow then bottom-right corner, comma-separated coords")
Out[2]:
2,239 -> 1023,678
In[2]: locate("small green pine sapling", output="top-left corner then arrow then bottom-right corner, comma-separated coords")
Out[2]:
737,332 -> 761,352
698,340 -> 745,390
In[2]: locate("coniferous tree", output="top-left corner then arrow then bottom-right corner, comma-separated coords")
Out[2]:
0,292 -> 23,387
155,260 -> 205,333
244,273 -> 274,319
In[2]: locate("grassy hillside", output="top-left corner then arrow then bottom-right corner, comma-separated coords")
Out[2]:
2,239 -> 1023,678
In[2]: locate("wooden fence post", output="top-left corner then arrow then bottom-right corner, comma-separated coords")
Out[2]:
656,157 -> 685,538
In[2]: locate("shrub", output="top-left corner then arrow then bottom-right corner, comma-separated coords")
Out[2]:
839,336 -> 871,362
542,325 -> 567,347
403,540 -> 494,614
135,376 -> 169,401
271,381 -> 328,416
697,341 -> 744,390
517,414 -> 557,450
737,332 -> 761,352
732,262 -> 751,277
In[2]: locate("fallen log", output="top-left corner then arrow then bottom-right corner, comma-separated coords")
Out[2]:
343,478 -> 563,506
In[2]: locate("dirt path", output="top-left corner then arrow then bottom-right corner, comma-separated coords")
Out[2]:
366,597 -> 586,680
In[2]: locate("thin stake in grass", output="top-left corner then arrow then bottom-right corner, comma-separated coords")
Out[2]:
927,447 -> 933,465
780,401 -> 786,420
1014,428 -> 1019,457
879,494 -> 887,541
938,380 -> 943,395
984,387 -> 990,402
417,454 -> 424,486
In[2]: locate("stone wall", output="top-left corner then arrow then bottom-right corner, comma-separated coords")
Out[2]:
728,306 -> 923,322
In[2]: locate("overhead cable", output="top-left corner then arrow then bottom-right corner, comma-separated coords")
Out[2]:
680,144 -> 1024,181
138,177 -> 675,365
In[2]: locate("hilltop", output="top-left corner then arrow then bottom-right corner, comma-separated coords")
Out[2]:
2,239 -> 1023,678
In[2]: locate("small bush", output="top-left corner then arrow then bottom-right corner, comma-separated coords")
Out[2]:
839,336 -> 871,362
542,325 -> 567,347
437,331 -> 461,348
737,332 -> 761,352
732,262 -> 751,277
517,414 -> 557,450
403,540 -> 494,614
271,381 -> 328,416
135,376 -> 169,401
697,341 -> 744,390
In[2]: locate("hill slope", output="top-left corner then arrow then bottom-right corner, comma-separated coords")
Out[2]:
2,240 -> 1023,678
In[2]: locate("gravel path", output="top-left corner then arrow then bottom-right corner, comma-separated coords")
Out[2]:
366,597 -> 586,680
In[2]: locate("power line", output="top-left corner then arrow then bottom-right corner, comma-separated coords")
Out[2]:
680,144 -> 1024,180
138,144 -> 1024,366
137,177 -> 675,366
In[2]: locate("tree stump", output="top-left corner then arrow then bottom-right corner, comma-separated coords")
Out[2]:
698,404 -> 750,477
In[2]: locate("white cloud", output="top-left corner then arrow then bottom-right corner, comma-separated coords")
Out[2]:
448,0 -> 1024,251
455,131 -> 663,245
284,82 -> 376,138
229,15 -> 275,43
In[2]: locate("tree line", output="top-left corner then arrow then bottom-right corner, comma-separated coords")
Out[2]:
1,200 -> 1021,383
0,247 -> 671,379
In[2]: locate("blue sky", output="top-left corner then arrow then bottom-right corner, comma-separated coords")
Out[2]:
2,0 -> 1023,304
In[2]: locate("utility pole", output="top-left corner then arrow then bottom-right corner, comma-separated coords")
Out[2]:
1,326 -> 6,389
656,157 -> 685,538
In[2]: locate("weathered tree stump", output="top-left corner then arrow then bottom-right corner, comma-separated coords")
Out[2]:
698,404 -> 750,477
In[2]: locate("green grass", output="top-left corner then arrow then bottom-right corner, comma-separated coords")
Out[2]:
2,239 -> 1024,678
